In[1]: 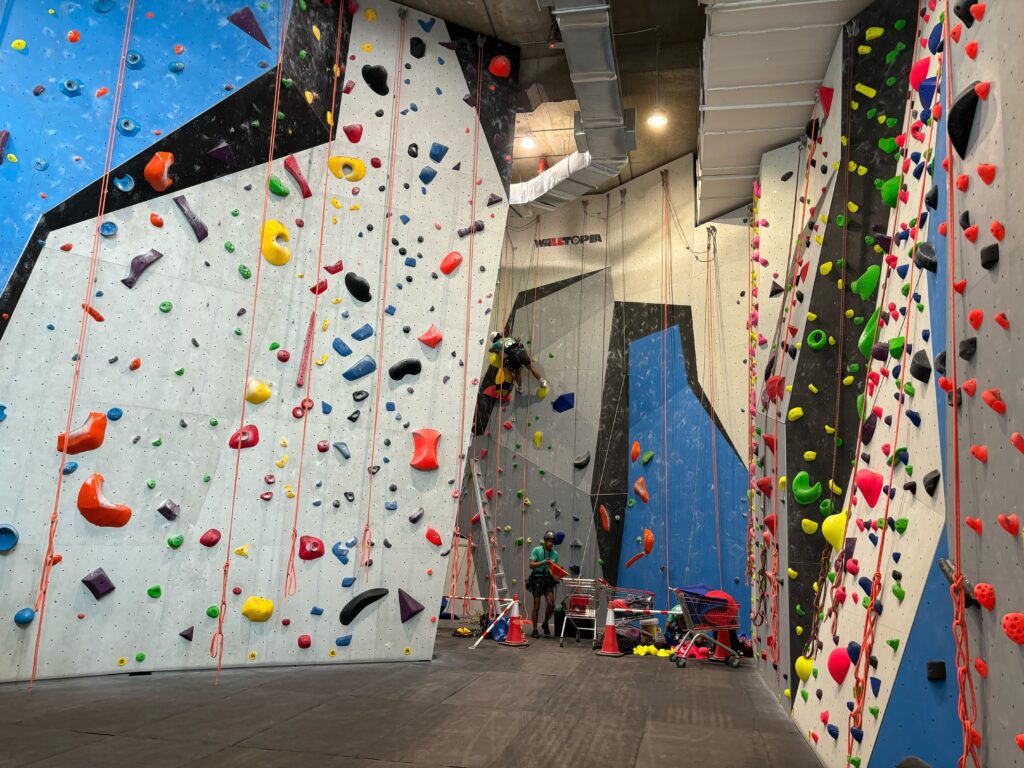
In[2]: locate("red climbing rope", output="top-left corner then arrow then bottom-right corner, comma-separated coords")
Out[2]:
704,217 -> 722,591
210,0 -> 292,674
359,9 -> 408,572
941,5 -> 980,763
521,217 -> 542,593
282,3 -> 349,602
660,170 -> 672,604
29,0 -> 139,689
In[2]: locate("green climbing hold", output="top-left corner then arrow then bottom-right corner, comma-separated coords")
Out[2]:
880,175 -> 902,208
167,534 -> 184,548
147,585 -> 162,598
234,328 -> 243,336
627,499 -> 635,508
820,499 -> 835,516
892,583 -> 906,602
281,78 -> 293,89
895,518 -> 909,534
135,652 -> 146,662
888,336 -> 905,359
858,308 -> 881,359
151,437 -> 162,447
878,137 -> 899,155
206,605 -> 220,618
792,471 -> 823,505
869,706 -> 880,719
894,19 -> 906,30
848,758 -> 862,768
146,479 -> 156,489
641,450 -> 655,465
159,301 -> 173,313
795,604 -> 806,617
224,242 -> 235,253
175,368 -> 184,376
238,264 -> 252,279
800,690 -> 808,702
885,76 -> 897,87
835,214 -> 846,227
209,417 -> 219,426
851,265 -> 881,300
231,209 -> 240,217
903,382 -> 915,397
886,638 -> 900,652
203,474 -> 211,483
806,329 -> 827,351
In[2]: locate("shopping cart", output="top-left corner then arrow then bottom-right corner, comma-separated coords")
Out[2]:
669,585 -> 742,669
603,583 -> 658,642
559,577 -> 600,647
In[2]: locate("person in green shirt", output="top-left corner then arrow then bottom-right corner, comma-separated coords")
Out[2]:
527,531 -> 560,638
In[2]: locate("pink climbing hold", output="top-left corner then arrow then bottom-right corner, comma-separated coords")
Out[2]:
425,527 -> 442,547
410,428 -> 441,471
909,57 -> 930,91
228,424 -> 259,449
343,124 -> 363,143
855,469 -> 884,509
439,251 -> 463,275
200,528 -> 222,547
827,647 -> 851,684
298,535 -> 325,560
417,324 -> 443,349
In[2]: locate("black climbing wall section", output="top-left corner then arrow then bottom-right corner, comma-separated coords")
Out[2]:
782,0 -> 916,689
593,302 -> 741,587
444,22 -> 519,193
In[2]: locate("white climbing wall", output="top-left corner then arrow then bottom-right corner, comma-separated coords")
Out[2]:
0,2 -> 510,681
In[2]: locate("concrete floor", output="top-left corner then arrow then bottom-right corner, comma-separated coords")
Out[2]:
0,630 -> 821,768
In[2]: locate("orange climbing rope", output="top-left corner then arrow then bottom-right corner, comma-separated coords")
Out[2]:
29,0 -> 139,689
210,0 -> 293,674
359,10 -> 408,572
521,218 -> 542,592
282,0 -> 349,603
941,5 -> 980,763
703,217 -> 722,591
660,170 -> 672,604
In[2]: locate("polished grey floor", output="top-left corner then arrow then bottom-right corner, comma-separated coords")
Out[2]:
0,630 -> 821,767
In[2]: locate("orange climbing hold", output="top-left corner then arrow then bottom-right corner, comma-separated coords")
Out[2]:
631,441 -> 640,462
57,411 -> 107,455
82,303 -> 104,322
143,151 -> 174,192
598,504 -> 610,532
643,527 -> 654,554
633,476 -> 649,503
150,212 -> 164,228
410,428 -> 441,471
77,473 -> 132,527
417,324 -> 443,349
991,220 -> 1005,241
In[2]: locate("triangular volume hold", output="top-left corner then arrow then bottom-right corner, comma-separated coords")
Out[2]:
818,86 -> 834,118
227,7 -> 272,49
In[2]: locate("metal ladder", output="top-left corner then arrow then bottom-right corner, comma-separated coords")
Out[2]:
469,459 -> 509,603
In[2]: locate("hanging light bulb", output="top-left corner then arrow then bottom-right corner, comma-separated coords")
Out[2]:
647,107 -> 668,127
521,134 -> 537,150
647,26 -> 668,128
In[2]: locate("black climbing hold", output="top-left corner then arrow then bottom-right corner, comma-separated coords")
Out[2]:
362,64 -> 390,96
353,390 -> 369,402
958,210 -> 972,231
345,272 -> 372,302
947,388 -> 963,408
924,185 -> 938,210
781,170 -> 794,182
173,195 -> 208,242
389,358 -> 422,381
909,350 -> 931,383
926,661 -> 946,681
861,412 -> 878,445
912,242 -> 937,273
573,451 -> 591,470
903,481 -> 917,495
409,507 -> 425,523
934,351 -> 947,376
409,37 -> 426,58
892,571 -> 902,582
953,0 -> 979,28
340,587 -> 389,625
179,626 -> 194,641
158,498 -> 180,521
344,491 -> 355,502
486,193 -> 503,207
769,281 -> 784,298
227,7 -> 271,48
408,143 -> 419,158
805,117 -> 820,142
922,469 -> 941,497
347,410 -> 360,423
81,567 -> 116,599
398,588 -> 425,623
958,337 -> 976,361
979,243 -> 999,270
947,80 -> 981,160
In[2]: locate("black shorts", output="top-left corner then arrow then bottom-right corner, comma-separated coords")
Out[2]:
527,569 -> 557,596
504,347 -> 531,371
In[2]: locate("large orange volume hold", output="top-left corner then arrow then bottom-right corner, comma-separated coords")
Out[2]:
57,411 -> 107,454
77,473 -> 132,527
143,151 -> 174,192
410,428 -> 441,471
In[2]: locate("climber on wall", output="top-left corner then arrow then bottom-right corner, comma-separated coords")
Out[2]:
527,530 -> 560,638
489,332 -> 547,394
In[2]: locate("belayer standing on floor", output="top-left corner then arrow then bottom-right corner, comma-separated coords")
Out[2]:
527,531 -> 559,638
489,333 -> 547,394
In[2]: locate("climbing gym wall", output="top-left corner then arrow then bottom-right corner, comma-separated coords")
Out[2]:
458,155 -> 751,620
747,0 -> 1024,766
0,1 -> 518,681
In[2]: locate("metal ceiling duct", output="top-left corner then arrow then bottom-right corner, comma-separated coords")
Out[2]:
509,0 -> 637,213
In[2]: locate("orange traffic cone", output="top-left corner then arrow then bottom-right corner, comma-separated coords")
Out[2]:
501,596 -> 529,647
595,607 -> 623,657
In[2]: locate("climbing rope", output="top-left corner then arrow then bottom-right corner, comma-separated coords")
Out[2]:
29,0 -> 139,689
359,8 -> 408,572
520,216 -> 543,593
211,0 -> 293,674
660,170 -> 672,606
283,0 -> 349,603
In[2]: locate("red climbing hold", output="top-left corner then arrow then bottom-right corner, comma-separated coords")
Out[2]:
827,646 -> 851,684
1011,433 -> 1024,454
283,154 -> 312,198
965,516 -> 983,535
964,225 -> 979,243
150,212 -> 164,228
818,86 -> 834,118
439,251 -> 463,275
967,308 -> 983,329
950,22 -> 962,42
974,657 -> 989,678
977,163 -> 997,185
425,526 -> 442,546
763,514 -> 777,538
129,357 -> 142,371
77,473 -> 132,527
324,259 -> 344,275
631,441 -> 641,462
995,312 -> 1010,329
57,411 -> 107,455
228,424 -> 259,449
964,41 -> 979,60
342,124 -> 363,143
755,476 -> 773,498
974,81 -> 991,100
298,634 -> 312,649
417,324 -> 443,349
762,434 -> 776,454
974,582 -> 995,611
991,221 -> 1006,241
599,504 -> 610,532
962,378 -> 977,397
200,528 -> 222,547
1003,613 -> 1024,644
502,421 -> 513,431
970,2 -> 986,21
953,278 -> 967,294
309,278 -> 328,295
997,513 -> 1020,536
143,151 -> 174,192
487,55 -> 511,78
410,428 -> 441,471
855,469 -> 884,509
633,476 -> 649,503
982,388 -> 1006,414
298,535 -> 325,560
970,445 -> 989,463
955,174 -> 970,192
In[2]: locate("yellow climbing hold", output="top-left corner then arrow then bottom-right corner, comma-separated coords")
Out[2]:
304,90 -> 314,104
261,219 -> 291,266
276,454 -> 289,469
808,384 -> 819,394
787,407 -> 804,422
829,480 -> 843,496
795,655 -> 814,682
847,201 -> 859,213
315,353 -> 328,366
820,262 -> 833,276
312,25 -> 321,41
536,386 -> 549,399
241,596 -> 275,622
857,165 -> 868,176
285,485 -> 296,499
11,39 -> 26,51
779,475 -> 788,491
855,82 -> 877,99
784,688 -> 791,700
364,8 -> 377,20
865,26 -> 884,41
845,309 -> 855,319
533,431 -> 543,449
842,375 -> 855,386
795,625 -> 804,636
801,519 -> 820,535
822,511 -> 848,550
322,319 -> 330,331
234,544 -> 250,558
331,198 -> 342,209
329,156 -> 367,182
326,110 -> 333,127
824,425 -> 836,435
788,568 -> 798,580
245,378 -> 272,404
280,437 -> 289,447
361,42 -> 373,53
804,450 -> 817,461
807,312 -> 818,322
858,45 -> 872,55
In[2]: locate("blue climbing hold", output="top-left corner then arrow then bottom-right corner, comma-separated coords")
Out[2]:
399,215 -> 410,224
107,407 -> 123,421
125,49 -> 144,69
895,264 -> 909,279
168,61 -> 185,73
100,222 -> 118,238
333,441 -> 351,459
385,305 -> 396,316
336,634 -> 353,646
869,676 -> 882,696
826,724 -> 840,740
385,501 -> 398,511
847,640 -> 861,665
63,461 -> 78,475
342,577 -> 356,587
418,166 -> 437,185
14,607 -> 35,627
0,523 -> 19,553
332,541 -> 350,565
386,402 -> 396,412
322,401 -> 333,415
404,257 -> 416,267
311,606 -> 324,616
552,393 -> 575,413
60,79 -> 83,97
0,404 -> 6,422
429,142 -> 449,162
342,355 -> 376,381
351,323 -> 374,341
345,537 -> 358,549
332,337 -> 352,357
418,17 -> 436,32
113,174 -> 135,192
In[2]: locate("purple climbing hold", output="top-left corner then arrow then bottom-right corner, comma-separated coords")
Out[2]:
457,220 -> 484,239
409,507 -> 425,524
81,567 -> 116,599
398,588 -> 425,623
179,625 -> 194,641
157,498 -> 180,521
486,193 -> 503,207
207,140 -> 236,168
173,196 -> 208,242
0,131 -> 9,165
227,7 -> 271,49
121,249 -> 164,289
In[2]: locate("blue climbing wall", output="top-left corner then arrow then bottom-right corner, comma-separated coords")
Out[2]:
622,325 -> 749,634
0,1 -> 282,286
